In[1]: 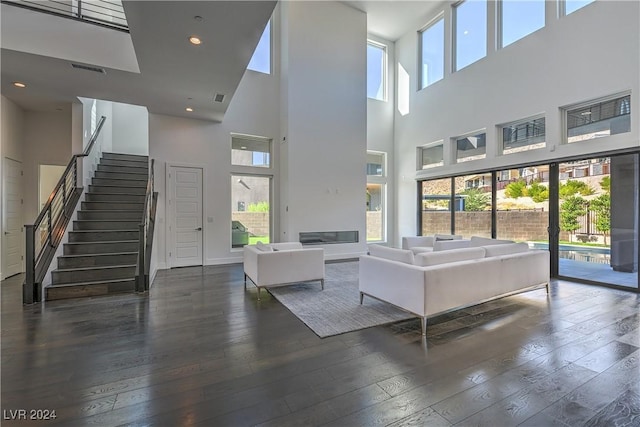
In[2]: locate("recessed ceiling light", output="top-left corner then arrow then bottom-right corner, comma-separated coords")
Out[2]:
13,82 -> 26,88
186,107 -> 194,112
581,111 -> 592,115
240,146 -> 247,150
189,36 -> 202,45
194,15 -> 203,22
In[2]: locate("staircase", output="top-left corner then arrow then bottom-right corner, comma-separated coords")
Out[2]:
46,153 -> 149,301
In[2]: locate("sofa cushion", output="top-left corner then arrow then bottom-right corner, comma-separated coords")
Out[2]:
369,245 -> 414,264
256,242 -> 273,252
484,242 -> 530,257
468,236 -> 514,247
414,247 -> 486,267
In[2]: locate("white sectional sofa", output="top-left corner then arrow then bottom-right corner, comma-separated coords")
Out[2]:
243,242 -> 325,300
360,239 -> 550,335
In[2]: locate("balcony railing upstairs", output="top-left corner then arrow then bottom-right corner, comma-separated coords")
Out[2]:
23,116 -> 106,304
137,159 -> 158,292
2,0 -> 128,32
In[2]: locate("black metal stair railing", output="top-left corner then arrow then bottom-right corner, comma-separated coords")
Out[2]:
1,0 -> 128,32
137,158 -> 158,292
23,116 -> 106,304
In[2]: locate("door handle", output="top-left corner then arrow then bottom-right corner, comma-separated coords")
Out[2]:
4,231 -> 8,235
195,227 -> 202,231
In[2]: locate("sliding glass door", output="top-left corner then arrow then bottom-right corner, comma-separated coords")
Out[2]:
419,153 -> 639,291
557,155 -> 638,288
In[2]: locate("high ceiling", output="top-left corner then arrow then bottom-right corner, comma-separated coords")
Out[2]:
344,0 -> 444,41
1,1 -> 440,121
1,1 -> 276,121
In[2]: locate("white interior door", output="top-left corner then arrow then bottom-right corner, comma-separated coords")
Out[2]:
2,158 -> 23,279
169,166 -> 203,268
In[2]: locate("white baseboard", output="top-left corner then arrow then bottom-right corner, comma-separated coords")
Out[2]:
206,257 -> 243,265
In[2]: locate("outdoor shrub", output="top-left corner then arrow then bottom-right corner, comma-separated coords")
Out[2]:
526,181 -> 549,203
560,196 -> 587,232
504,180 -> 526,198
461,188 -> 490,211
247,201 -> 269,212
559,180 -> 594,198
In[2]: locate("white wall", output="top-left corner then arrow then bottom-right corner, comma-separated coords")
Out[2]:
111,102 -> 149,155
23,111 -> 72,222
150,50 -> 280,268
1,96 -> 26,279
394,0 -> 640,239
280,1 -> 367,258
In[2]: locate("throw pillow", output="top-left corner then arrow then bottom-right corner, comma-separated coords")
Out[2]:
256,241 -> 273,252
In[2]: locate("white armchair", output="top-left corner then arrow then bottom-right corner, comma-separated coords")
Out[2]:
243,242 -> 325,300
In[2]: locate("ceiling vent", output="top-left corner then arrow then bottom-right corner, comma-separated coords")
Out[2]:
71,63 -> 106,74
213,93 -> 225,103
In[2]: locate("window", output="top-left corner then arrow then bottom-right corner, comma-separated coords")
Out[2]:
565,94 -> 631,144
366,151 -> 385,176
247,20 -> 271,74
231,135 -> 271,168
367,41 -> 386,101
419,16 -> 444,89
564,0 -> 595,16
501,116 -> 546,154
367,151 -> 387,242
454,0 -> 487,71
421,178 -> 453,235
455,174 -> 492,239
231,175 -> 271,248
455,132 -> 486,162
500,0 -> 545,48
420,143 -> 444,169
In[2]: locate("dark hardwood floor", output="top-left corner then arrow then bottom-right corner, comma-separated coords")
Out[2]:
1,262 -> 639,426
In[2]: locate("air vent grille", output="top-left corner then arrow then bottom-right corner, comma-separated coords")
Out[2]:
71,63 -> 106,74
213,93 -> 225,103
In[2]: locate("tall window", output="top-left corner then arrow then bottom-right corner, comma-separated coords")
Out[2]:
500,0 -> 545,48
454,0 -> 487,71
501,116 -> 546,154
564,0 -> 595,16
367,41 -> 386,101
367,151 -> 386,242
247,20 -> 271,74
565,94 -> 631,144
231,175 -> 271,247
419,16 -> 444,89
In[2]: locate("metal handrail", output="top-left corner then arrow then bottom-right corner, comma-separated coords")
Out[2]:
1,0 -> 129,32
23,116 -> 106,304
137,159 -> 157,292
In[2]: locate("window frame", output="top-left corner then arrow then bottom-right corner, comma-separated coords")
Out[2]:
562,92 -> 632,145
452,0 -> 487,72
247,19 -> 272,75
367,150 -> 388,243
498,0 -> 546,49
418,13 -> 445,90
366,40 -> 387,102
418,141 -> 445,170
453,130 -> 487,163
231,133 -> 273,170
560,0 -> 596,17
499,114 -> 547,155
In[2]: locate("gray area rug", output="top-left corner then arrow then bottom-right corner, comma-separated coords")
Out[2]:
269,261 -> 415,338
